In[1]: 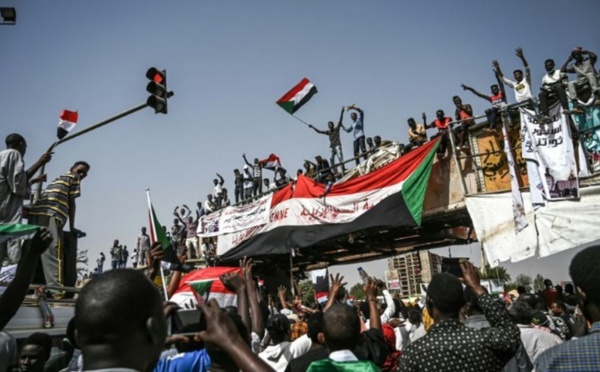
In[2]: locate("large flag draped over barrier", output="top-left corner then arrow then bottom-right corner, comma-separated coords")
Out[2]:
215,138 -> 440,261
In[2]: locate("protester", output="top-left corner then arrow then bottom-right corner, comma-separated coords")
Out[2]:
233,168 -> 244,204
96,252 -> 105,274
109,239 -> 122,270
198,299 -> 274,372
344,104 -> 367,165
242,165 -> 254,201
509,300 -> 562,363
452,95 -> 475,151
137,226 -> 151,267
26,161 -> 89,298
18,332 -> 52,372
213,173 -> 225,206
243,154 -> 263,197
308,107 -> 346,173
203,194 -> 217,215
221,188 -> 231,208
174,205 -> 200,260
423,110 -> 452,158
561,47 -> 599,111
0,133 -> 52,266
306,303 -> 379,371
120,245 -> 129,269
535,246 -> 600,370
74,269 -> 167,371
494,48 -> 541,117
404,117 -> 427,154
313,156 -> 333,184
285,312 -> 327,372
462,74 -> 507,131
398,262 -> 520,371
538,58 -> 570,118
171,218 -> 186,252
258,312 -> 311,371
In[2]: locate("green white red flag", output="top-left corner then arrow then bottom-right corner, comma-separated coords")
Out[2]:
276,78 -> 317,114
57,110 -> 78,140
188,280 -> 214,305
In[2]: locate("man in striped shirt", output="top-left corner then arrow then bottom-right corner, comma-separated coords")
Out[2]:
27,161 -> 90,297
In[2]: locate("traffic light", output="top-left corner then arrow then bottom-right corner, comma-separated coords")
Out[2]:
146,67 -> 168,114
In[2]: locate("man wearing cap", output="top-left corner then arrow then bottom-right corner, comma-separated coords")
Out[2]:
0,133 -> 52,265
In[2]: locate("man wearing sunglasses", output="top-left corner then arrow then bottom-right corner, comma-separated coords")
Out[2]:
27,161 -> 90,298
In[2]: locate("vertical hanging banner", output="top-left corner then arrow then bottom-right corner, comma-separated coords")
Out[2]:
521,103 -> 579,200
501,117 -> 528,231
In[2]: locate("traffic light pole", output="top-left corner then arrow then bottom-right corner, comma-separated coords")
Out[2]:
34,91 -> 174,201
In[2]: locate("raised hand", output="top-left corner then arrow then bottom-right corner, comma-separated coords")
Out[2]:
515,47 -> 523,58
198,299 -> 243,347
277,285 -> 287,298
364,277 -> 378,300
329,273 -> 347,298
460,260 -> 480,289
240,256 -> 253,283
220,272 -> 246,292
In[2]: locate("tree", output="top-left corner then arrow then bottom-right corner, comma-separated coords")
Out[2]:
505,274 -> 533,293
533,274 -> 545,292
298,280 -> 315,304
349,282 -> 365,300
479,264 -> 511,281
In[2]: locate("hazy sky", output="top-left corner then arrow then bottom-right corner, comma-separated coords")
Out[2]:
2,1 -> 599,286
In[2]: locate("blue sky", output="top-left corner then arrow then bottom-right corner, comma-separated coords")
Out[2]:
1,1 -> 599,285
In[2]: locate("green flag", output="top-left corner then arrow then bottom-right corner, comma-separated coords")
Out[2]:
189,280 -> 214,304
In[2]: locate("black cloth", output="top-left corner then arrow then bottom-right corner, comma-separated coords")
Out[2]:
354,328 -> 390,368
285,346 -> 328,372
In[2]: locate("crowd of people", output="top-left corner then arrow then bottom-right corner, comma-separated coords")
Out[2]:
0,44 -> 600,371
168,46 -> 600,223
1,233 -> 600,371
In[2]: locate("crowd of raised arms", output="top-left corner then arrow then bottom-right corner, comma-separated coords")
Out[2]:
2,235 -> 600,372
174,45 -> 600,213
0,45 -> 599,372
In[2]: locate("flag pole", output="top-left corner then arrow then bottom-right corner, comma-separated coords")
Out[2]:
33,140 -> 59,203
159,264 -> 169,301
34,93 -> 174,202
291,114 -> 311,127
146,188 -> 169,301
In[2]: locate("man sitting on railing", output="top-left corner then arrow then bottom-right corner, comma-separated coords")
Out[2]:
561,47 -> 600,111
452,96 -> 475,151
274,167 -> 292,188
313,156 -> 334,183
461,69 -> 507,132
403,117 -> 428,154
539,59 -> 570,117
424,110 -> 452,159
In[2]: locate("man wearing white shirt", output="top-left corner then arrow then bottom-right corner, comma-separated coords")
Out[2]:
539,58 -> 571,118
